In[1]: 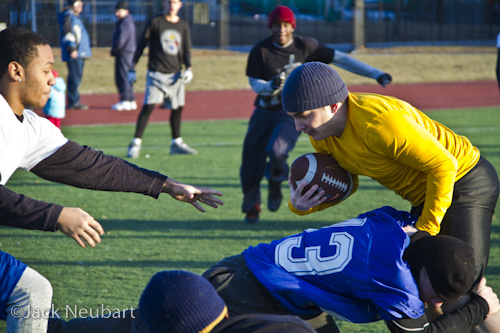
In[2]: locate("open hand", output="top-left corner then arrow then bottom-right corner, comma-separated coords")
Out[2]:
162,178 -> 223,212
56,207 -> 104,248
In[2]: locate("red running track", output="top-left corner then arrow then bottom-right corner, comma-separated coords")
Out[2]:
34,80 -> 500,127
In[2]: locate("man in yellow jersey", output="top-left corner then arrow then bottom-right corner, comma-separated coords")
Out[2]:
282,62 -> 500,331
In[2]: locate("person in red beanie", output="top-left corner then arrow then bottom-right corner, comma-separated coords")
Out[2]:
240,5 -> 393,224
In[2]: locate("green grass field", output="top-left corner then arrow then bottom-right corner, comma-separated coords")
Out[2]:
0,106 -> 499,331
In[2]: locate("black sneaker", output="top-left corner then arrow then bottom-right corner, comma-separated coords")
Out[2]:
244,204 -> 261,224
268,181 -> 282,212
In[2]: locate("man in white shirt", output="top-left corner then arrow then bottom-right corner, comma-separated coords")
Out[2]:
0,27 -> 223,332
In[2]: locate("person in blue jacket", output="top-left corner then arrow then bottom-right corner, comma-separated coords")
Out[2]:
43,69 -> 67,128
203,206 -> 500,333
58,0 -> 92,110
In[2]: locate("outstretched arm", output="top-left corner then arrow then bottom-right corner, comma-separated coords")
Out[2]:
31,141 -> 167,197
331,50 -> 392,87
31,141 -> 224,210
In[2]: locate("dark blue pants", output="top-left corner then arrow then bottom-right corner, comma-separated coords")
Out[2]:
411,157 -> 499,287
202,254 -> 339,333
48,311 -> 146,333
66,58 -> 85,107
240,107 -> 300,213
114,52 -> 135,102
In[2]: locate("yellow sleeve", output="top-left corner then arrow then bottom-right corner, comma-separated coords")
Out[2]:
369,111 -> 458,235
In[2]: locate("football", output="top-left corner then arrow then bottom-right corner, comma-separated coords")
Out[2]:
290,153 -> 353,203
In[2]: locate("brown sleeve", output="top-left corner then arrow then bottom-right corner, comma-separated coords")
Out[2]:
31,141 -> 167,198
0,184 -> 62,232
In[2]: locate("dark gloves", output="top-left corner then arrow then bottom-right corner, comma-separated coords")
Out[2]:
271,74 -> 285,90
128,70 -> 137,85
377,73 -> 392,87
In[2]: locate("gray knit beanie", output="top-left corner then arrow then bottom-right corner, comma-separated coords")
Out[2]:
282,62 -> 348,113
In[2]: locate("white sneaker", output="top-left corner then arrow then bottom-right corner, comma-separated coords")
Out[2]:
111,101 -> 132,111
127,138 -> 142,158
170,141 -> 197,155
130,101 -> 138,110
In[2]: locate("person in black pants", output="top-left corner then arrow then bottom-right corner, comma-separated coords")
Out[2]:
126,0 -> 196,158
110,1 -> 137,111
240,5 -> 392,223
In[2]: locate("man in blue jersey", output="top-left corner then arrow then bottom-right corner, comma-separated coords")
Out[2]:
202,206 -> 500,333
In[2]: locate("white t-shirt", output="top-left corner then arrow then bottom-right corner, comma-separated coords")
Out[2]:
0,94 -> 68,185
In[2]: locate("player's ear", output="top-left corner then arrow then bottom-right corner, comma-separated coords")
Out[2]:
7,61 -> 24,83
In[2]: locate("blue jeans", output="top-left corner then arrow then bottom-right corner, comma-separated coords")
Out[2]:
66,58 -> 85,107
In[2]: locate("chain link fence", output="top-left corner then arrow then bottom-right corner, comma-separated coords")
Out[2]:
1,0 -> 499,51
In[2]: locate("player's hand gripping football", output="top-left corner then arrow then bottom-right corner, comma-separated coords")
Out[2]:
56,207 -> 105,248
288,177 -> 328,212
162,178 -> 223,212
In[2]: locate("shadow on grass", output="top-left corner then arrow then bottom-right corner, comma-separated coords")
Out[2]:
23,259 -> 214,271
0,218 -> 336,241
98,218 -> 342,233
485,265 -> 500,276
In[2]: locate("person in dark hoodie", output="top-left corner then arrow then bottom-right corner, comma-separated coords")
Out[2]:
110,1 -> 137,111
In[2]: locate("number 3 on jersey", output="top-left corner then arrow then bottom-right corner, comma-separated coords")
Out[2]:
275,218 -> 365,276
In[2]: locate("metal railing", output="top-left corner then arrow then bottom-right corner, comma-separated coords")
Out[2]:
1,0 -> 498,50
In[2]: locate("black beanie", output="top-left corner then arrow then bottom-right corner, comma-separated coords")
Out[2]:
139,270 -> 228,333
403,233 -> 476,301
66,0 -> 80,6
115,1 -> 128,10
281,62 -> 348,113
